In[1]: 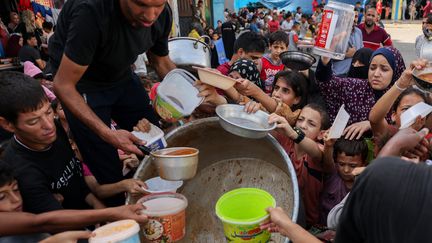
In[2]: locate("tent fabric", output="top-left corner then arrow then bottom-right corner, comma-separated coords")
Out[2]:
234,0 -> 360,14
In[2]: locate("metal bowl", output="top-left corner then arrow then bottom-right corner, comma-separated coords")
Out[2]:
151,147 -> 199,180
412,66 -> 432,92
280,51 -> 317,70
215,104 -> 276,139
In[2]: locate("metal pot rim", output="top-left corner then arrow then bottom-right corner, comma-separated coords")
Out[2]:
169,37 -> 210,49
150,147 -> 199,158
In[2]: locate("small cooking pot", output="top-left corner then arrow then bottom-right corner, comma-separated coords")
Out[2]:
168,37 -> 211,68
136,145 -> 199,180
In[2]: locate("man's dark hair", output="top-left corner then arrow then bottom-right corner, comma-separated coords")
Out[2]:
333,138 -> 369,163
233,31 -> 266,53
301,14 -> 308,19
0,161 -> 15,188
356,1 -> 361,4
42,21 -> 53,31
0,71 -> 48,124
296,6 -> 301,11
304,103 -> 330,130
285,12 -> 292,18
269,31 -> 289,46
426,13 -> 432,24
23,32 -> 36,44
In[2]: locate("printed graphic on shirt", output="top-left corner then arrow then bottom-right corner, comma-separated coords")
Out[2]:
51,157 -> 83,190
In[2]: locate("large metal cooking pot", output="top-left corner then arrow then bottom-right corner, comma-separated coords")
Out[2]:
128,117 -> 299,243
168,37 -> 211,68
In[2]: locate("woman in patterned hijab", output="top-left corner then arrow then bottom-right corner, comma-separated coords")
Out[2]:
315,46 -> 406,139
229,59 -> 263,90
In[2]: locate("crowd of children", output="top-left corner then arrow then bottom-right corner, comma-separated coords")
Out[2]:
193,23 -> 432,241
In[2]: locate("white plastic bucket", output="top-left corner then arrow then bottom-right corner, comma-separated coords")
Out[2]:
138,193 -> 188,242
89,220 -> 140,243
313,1 -> 355,60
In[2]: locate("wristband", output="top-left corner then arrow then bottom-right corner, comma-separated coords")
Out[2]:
293,127 -> 305,144
395,81 -> 407,92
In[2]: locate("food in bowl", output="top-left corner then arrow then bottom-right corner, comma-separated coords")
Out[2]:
413,68 -> 432,92
151,147 -> 199,180
419,73 -> 432,83
165,148 -> 197,156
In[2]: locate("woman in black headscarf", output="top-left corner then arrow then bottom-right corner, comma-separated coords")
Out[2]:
347,47 -> 374,79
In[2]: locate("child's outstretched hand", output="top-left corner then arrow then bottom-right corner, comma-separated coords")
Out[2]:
195,80 -> 227,106
260,207 -> 292,237
121,179 -> 147,197
40,231 -> 94,243
268,113 -> 297,139
234,78 -> 261,97
133,118 -> 151,133
323,130 -> 337,148
244,101 -> 261,114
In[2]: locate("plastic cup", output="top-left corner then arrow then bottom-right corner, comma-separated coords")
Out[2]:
89,220 -> 140,243
143,177 -> 183,194
215,188 -> 276,242
138,193 -> 188,242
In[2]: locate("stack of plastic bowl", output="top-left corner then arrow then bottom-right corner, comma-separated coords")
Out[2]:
131,123 -> 167,152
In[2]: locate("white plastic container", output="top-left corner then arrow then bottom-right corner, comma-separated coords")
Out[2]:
138,193 -> 188,242
313,1 -> 355,60
155,69 -> 203,122
131,123 -> 167,152
400,102 -> 432,129
89,220 -> 140,243
143,176 -> 183,194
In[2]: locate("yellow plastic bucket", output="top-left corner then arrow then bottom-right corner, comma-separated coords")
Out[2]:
215,188 -> 276,242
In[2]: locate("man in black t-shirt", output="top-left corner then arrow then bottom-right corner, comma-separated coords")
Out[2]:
19,32 -> 46,70
49,0 -> 177,206
0,72 -> 103,214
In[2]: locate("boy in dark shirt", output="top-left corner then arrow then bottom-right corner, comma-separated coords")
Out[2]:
216,31 -> 266,76
0,71 -> 103,214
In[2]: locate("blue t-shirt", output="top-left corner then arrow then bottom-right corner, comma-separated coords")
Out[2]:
249,23 -> 260,34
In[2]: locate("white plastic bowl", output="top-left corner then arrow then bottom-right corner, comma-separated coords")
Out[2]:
131,123 -> 167,151
195,66 -> 237,90
143,177 -> 183,194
